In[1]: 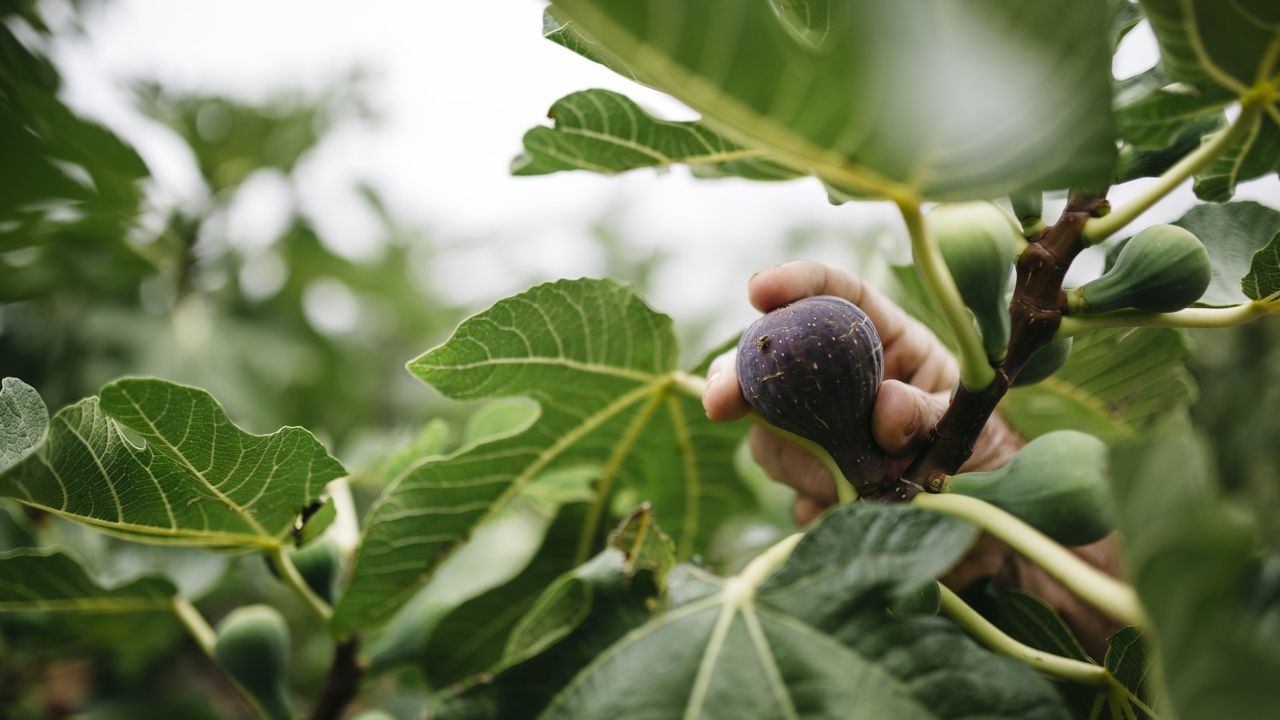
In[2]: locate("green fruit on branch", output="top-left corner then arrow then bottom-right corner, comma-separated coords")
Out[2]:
737,295 -> 887,497
889,582 -> 942,618
928,202 -> 1020,361
1066,224 -> 1211,314
1009,191 -> 1043,225
941,430 -> 1113,546
289,536 -> 342,604
214,605 -> 295,720
1011,337 -> 1072,387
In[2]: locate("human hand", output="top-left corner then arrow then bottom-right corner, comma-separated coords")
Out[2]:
702,260 -> 1024,525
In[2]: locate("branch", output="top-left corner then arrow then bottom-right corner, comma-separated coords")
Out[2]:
897,195 -> 1105,492
937,584 -> 1112,687
308,636 -> 364,720
897,199 -> 996,391
1083,100 -> 1265,244
1057,300 -> 1277,337
915,493 -> 1146,626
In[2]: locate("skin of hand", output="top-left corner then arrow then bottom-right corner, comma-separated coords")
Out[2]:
702,261 -> 1123,657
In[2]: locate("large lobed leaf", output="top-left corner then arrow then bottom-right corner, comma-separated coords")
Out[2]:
0,378 -> 344,549
0,378 -> 47,474
1001,328 -> 1195,443
513,89 -> 801,181
0,549 -> 176,613
1173,201 -> 1280,305
1135,1 -> 1280,199
437,503 -> 1070,719
546,0 -> 1117,200
334,279 -> 750,633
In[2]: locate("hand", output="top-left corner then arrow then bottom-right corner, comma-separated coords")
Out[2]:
701,261 -> 1123,657
702,260 -> 1024,525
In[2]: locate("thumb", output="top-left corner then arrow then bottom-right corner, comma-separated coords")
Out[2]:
872,380 -> 949,456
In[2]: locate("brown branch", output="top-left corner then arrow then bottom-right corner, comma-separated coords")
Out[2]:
308,636 -> 363,720
886,194 -> 1108,500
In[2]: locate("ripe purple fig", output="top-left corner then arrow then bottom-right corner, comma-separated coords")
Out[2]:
736,296 -> 887,497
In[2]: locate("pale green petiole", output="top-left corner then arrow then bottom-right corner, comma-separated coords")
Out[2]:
913,492 -> 1146,627
1057,300 -> 1278,338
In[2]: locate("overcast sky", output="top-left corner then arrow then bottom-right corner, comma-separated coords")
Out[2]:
46,0 -> 1280,340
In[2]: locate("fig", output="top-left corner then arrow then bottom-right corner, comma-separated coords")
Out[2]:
1011,337 -> 1072,387
289,536 -> 342,604
941,430 -> 1113,546
215,605 -> 295,720
928,202 -> 1019,361
736,295 -> 887,497
1066,224 -> 1211,314
888,582 -> 941,618
1009,191 -> 1043,225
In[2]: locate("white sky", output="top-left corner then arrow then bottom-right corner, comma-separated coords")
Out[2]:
44,0 -> 1280,341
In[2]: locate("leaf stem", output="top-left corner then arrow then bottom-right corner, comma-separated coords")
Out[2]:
913,493 -> 1145,626
937,584 -> 1112,687
269,546 -> 334,623
1057,300 -> 1276,337
897,199 -> 996,391
1083,99 -> 1265,244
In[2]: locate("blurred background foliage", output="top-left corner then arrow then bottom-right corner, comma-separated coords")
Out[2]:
1,0 -> 1277,718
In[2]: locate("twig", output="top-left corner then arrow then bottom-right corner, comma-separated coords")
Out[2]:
308,636 -> 364,720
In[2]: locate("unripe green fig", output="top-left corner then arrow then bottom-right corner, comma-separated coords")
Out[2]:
888,582 -> 941,618
737,296 -> 887,497
928,202 -> 1019,361
1011,337 -> 1072,387
1066,224 -> 1211,314
1009,191 -> 1043,226
289,536 -> 342,604
214,605 -> 294,720
942,430 -> 1113,546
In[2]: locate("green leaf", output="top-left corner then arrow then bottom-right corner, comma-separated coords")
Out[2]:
1242,232 -> 1280,300
1113,71 -> 1229,149
1107,0 -> 1144,50
1104,627 -> 1156,716
1192,112 -> 1280,201
1112,426 -> 1280,719
1001,328 -> 1195,443
513,89 -> 796,180
548,0 -> 1117,200
422,503 -> 589,688
991,591 -> 1091,663
444,503 -> 1064,720
1137,0 -> 1280,95
335,279 -> 751,632
0,378 -> 47,474
0,378 -> 345,549
0,549 -> 176,613
606,502 -> 676,581
543,7 -> 641,82
1172,200 -> 1280,305
1115,113 -> 1226,183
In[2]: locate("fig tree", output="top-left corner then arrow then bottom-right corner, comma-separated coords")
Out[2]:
736,295 -> 887,497
1066,224 -> 1211,314
215,605 -> 295,720
928,202 -> 1019,361
941,430 -> 1113,546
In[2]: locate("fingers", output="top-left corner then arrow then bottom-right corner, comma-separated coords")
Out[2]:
872,380 -> 949,456
747,261 -> 958,391
702,350 -> 749,421
748,425 -> 838,506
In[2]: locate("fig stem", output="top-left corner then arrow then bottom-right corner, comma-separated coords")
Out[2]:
897,198 -> 997,391
269,545 -> 334,622
1056,300 -> 1276,337
1082,98 -> 1265,245
914,492 -> 1146,627
173,597 -> 273,720
936,583 -> 1113,688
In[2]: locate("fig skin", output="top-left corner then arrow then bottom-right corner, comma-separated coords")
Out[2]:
1067,224 -> 1211,314
736,295 -> 887,497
